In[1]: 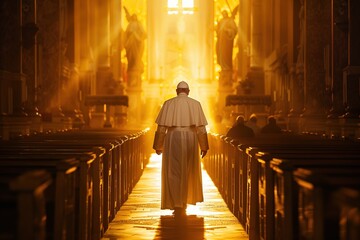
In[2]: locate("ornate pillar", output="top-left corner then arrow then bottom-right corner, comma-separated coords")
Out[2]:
297,0 -> 332,134
87,0 -> 112,128
237,0 -> 250,81
75,0 -> 95,126
110,0 -> 127,126
59,0 -> 83,119
342,0 -> 360,117
37,0 -> 62,112
246,0 -> 265,117
329,0 -> 348,117
289,0 -> 304,115
288,0 -> 304,132
110,0 -> 122,83
0,1 -> 26,115
247,0 -> 264,96
302,0 -> 331,117
250,0 -> 263,68
22,0 -> 39,114
95,0 -> 111,95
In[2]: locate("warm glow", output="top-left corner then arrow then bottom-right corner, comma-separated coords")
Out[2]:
182,0 -> 194,8
146,0 -> 217,130
168,0 -> 194,15
148,153 -> 162,171
149,153 -> 219,217
168,0 -> 179,8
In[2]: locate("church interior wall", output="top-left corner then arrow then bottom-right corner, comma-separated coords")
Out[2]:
0,0 -> 360,139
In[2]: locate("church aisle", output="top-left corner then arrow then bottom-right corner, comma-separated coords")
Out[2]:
102,154 -> 248,240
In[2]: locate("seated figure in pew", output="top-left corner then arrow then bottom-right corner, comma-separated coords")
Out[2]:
245,113 -> 261,136
260,115 -> 282,134
226,115 -> 255,139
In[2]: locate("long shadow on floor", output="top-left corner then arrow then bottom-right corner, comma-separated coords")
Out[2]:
153,215 -> 204,240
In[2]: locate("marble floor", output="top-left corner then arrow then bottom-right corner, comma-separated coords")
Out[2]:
102,154 -> 249,240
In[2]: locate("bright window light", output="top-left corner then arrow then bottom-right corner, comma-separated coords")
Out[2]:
168,0 -> 194,15
182,0 -> 194,8
168,0 -> 178,8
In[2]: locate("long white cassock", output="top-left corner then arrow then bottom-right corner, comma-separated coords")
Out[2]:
153,92 -> 209,210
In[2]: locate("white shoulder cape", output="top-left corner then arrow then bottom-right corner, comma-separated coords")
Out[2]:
155,93 -> 208,127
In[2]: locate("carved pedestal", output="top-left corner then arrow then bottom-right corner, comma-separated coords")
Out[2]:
85,95 -> 128,128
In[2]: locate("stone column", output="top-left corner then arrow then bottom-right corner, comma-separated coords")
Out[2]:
289,0 -> 304,115
237,0 -> 250,80
288,0 -> 304,132
247,1 -> 264,226
110,0 -> 127,127
342,0 -> 360,117
75,0 -> 94,126
302,0 -> 331,117
95,0 -> 111,95
110,0 -> 122,82
247,0 -> 265,116
247,0 -> 264,93
329,0 -> 348,117
87,0 -> 111,128
59,0 -> 82,118
0,1 -> 26,115
37,0 -> 62,111
22,0 -> 39,114
250,0 -> 263,68
298,0 -> 331,134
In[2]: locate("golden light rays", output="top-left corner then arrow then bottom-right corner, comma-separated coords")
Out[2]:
48,0 -> 241,131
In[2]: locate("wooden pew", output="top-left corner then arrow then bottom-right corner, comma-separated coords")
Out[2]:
0,145 -> 105,240
253,146 -> 360,239
205,132 -> 360,240
42,129 -> 150,218
235,137 -> 360,238
23,129 -> 149,213
0,169 -> 52,240
294,168 -> 360,240
0,128 -> 150,239
32,138 -> 119,227
0,156 -> 80,240
0,128 -> 151,240
270,157 -> 360,240
333,187 -> 360,240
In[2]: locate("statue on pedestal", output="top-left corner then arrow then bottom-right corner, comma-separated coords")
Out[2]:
124,7 -> 146,89
216,9 -> 237,72
216,7 -> 238,90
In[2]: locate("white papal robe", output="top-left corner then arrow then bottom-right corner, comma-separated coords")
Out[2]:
154,93 -> 208,210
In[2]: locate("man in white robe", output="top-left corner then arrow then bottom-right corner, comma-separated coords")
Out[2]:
153,81 -> 209,216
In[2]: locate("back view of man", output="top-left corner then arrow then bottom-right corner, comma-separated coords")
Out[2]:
226,115 -> 255,139
153,81 -> 209,216
261,116 -> 282,134
246,113 -> 261,136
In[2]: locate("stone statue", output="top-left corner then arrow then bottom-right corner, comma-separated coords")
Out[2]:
216,10 -> 237,71
124,7 -> 146,73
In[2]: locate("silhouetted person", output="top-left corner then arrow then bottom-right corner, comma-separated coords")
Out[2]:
153,81 -> 209,217
261,116 -> 282,134
226,115 -> 255,138
246,113 -> 261,136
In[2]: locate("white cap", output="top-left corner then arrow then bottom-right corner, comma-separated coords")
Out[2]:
176,81 -> 189,89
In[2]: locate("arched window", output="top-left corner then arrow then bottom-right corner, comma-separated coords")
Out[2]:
168,0 -> 194,15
